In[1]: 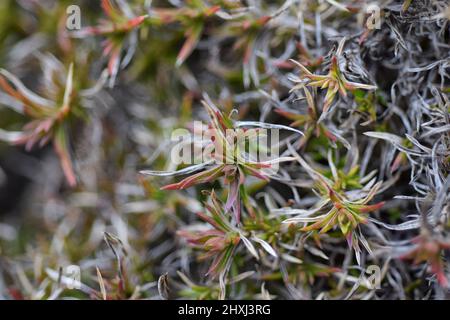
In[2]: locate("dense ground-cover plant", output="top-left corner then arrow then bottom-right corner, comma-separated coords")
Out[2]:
0,0 -> 449,300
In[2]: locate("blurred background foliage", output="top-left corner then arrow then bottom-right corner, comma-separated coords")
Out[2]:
0,0 -> 449,300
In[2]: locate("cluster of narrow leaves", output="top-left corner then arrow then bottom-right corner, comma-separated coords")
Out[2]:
0,0 -> 449,300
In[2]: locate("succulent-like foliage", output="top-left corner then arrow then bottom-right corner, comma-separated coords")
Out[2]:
0,59 -> 78,185
177,191 -> 240,280
289,38 -> 377,114
74,0 -> 147,86
0,0 -> 449,301
141,96 -> 299,221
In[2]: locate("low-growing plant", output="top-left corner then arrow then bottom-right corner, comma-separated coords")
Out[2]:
0,0 -> 449,301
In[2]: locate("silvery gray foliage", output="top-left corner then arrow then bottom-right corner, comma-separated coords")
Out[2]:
0,0 -> 448,300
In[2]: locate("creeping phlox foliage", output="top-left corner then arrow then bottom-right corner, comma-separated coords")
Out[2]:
0,0 -> 448,300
